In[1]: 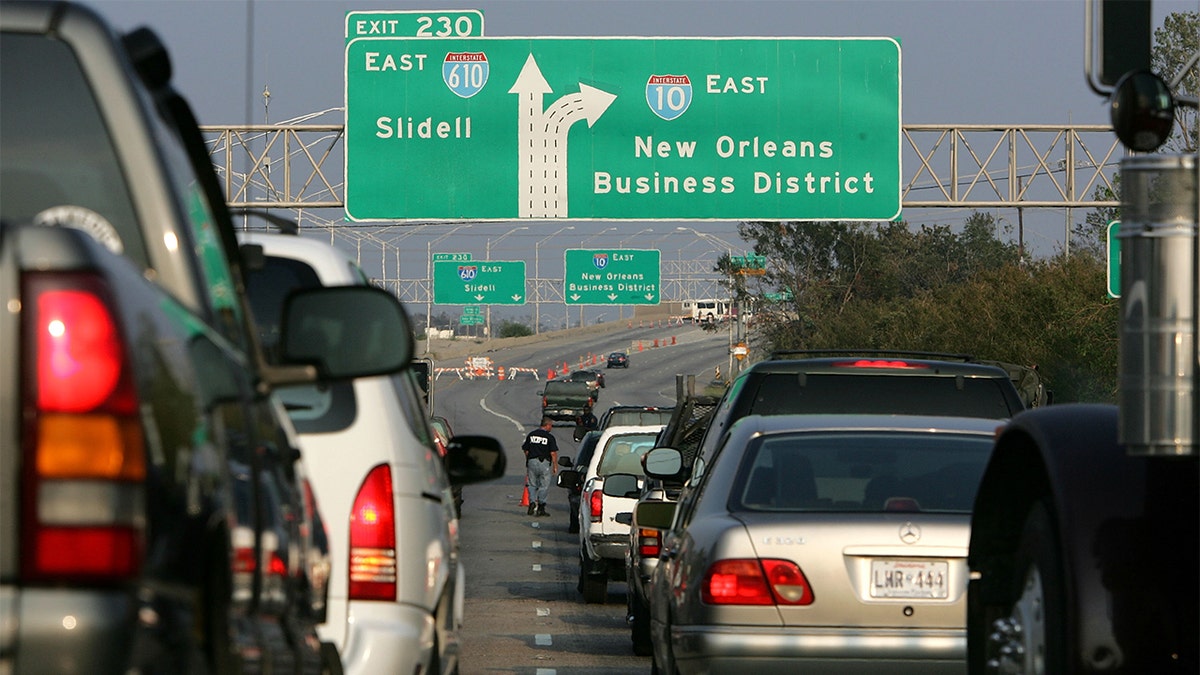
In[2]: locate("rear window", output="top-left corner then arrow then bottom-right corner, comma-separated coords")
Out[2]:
749,372 -> 1019,418
732,430 -> 993,514
603,410 -> 674,428
596,433 -> 660,477
0,33 -> 147,266
245,254 -> 356,433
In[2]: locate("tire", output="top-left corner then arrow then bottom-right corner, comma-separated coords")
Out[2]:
630,590 -> 653,656
202,531 -> 239,675
579,551 -> 608,604
979,501 -> 1066,675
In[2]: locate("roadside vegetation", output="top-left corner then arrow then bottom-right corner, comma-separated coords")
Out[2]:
723,216 -> 1117,403
725,11 -> 1195,405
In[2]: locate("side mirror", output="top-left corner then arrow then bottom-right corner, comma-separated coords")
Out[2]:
557,456 -> 574,467
635,500 -> 677,530
1110,70 -> 1175,152
280,286 -> 414,380
444,435 -> 506,486
556,469 -> 582,490
602,473 -> 640,498
642,447 -> 683,480
615,512 -> 633,526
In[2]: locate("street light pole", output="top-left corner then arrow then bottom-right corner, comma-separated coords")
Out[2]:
534,225 -> 575,335
485,226 -> 529,340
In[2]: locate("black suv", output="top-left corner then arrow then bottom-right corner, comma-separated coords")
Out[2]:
1,3 -> 413,672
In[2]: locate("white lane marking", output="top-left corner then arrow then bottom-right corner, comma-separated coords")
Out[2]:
532,564 -> 542,572
532,522 -> 540,528
536,669 -> 556,675
535,634 -> 552,646
532,540 -> 542,549
479,393 -> 526,435
536,607 -> 550,616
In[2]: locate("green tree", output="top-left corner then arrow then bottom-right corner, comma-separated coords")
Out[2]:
1152,11 -> 1199,153
735,217 -> 1117,402
497,321 -> 533,338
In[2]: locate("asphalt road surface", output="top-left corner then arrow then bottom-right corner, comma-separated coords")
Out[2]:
432,323 -> 736,674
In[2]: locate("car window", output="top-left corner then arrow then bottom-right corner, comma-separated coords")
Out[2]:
246,254 -> 357,433
732,430 -> 993,514
0,33 -> 147,265
749,372 -> 1019,418
596,433 -> 659,476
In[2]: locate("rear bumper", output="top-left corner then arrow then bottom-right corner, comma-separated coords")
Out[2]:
587,532 -> 629,562
0,586 -> 139,667
322,600 -> 435,675
673,624 -> 964,675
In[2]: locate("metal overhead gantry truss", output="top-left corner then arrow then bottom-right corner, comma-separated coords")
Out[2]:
204,122 -> 1124,210
204,122 -> 1126,306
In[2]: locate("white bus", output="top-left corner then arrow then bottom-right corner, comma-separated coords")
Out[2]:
689,298 -> 730,323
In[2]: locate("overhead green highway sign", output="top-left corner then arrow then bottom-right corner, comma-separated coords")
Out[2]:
564,249 -> 660,305
344,37 -> 901,222
433,260 -> 526,305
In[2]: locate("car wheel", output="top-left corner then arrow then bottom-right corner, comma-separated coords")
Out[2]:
630,591 -> 653,656
579,553 -> 608,604
981,501 -> 1066,675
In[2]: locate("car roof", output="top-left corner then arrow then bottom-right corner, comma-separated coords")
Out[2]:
237,231 -> 365,285
728,413 -> 1002,436
599,424 -> 666,438
749,354 -> 1012,378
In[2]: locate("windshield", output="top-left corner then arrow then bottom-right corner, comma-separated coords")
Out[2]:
733,430 -> 993,514
596,433 -> 659,476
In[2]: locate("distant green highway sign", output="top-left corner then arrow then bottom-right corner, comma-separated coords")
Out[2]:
564,249 -> 660,305
344,37 -> 900,221
434,260 -> 526,305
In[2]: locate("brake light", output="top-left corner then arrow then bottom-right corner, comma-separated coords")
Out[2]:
233,545 -> 288,578
701,558 -> 814,606
834,359 -> 929,369
349,463 -> 397,601
21,273 -> 146,581
637,527 -> 661,558
588,488 -> 603,522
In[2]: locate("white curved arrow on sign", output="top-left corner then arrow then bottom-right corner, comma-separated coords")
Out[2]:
509,54 -> 617,218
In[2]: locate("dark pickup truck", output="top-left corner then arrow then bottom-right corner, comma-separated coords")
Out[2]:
539,380 -> 595,423
0,3 -> 433,673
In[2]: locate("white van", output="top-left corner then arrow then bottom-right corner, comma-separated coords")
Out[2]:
239,231 -> 504,675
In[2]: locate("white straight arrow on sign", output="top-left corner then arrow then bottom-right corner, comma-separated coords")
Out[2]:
509,54 -> 617,218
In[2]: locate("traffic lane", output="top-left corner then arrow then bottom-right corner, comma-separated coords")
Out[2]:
441,403 -> 650,673
439,332 -> 732,673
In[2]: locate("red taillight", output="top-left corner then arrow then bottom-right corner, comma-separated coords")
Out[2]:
702,558 -> 814,606
834,359 -> 929,370
636,527 -> 661,558
349,463 -> 397,601
21,274 -> 145,582
234,545 -> 287,578
588,489 -> 603,522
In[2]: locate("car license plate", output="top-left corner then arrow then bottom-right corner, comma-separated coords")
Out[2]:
870,559 -> 949,599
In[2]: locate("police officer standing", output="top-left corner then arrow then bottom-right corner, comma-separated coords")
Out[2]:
522,417 -> 559,516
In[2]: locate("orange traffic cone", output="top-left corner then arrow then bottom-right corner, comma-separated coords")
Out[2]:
520,477 -> 530,507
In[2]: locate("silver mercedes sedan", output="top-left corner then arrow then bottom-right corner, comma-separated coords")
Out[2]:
644,414 -> 1000,675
